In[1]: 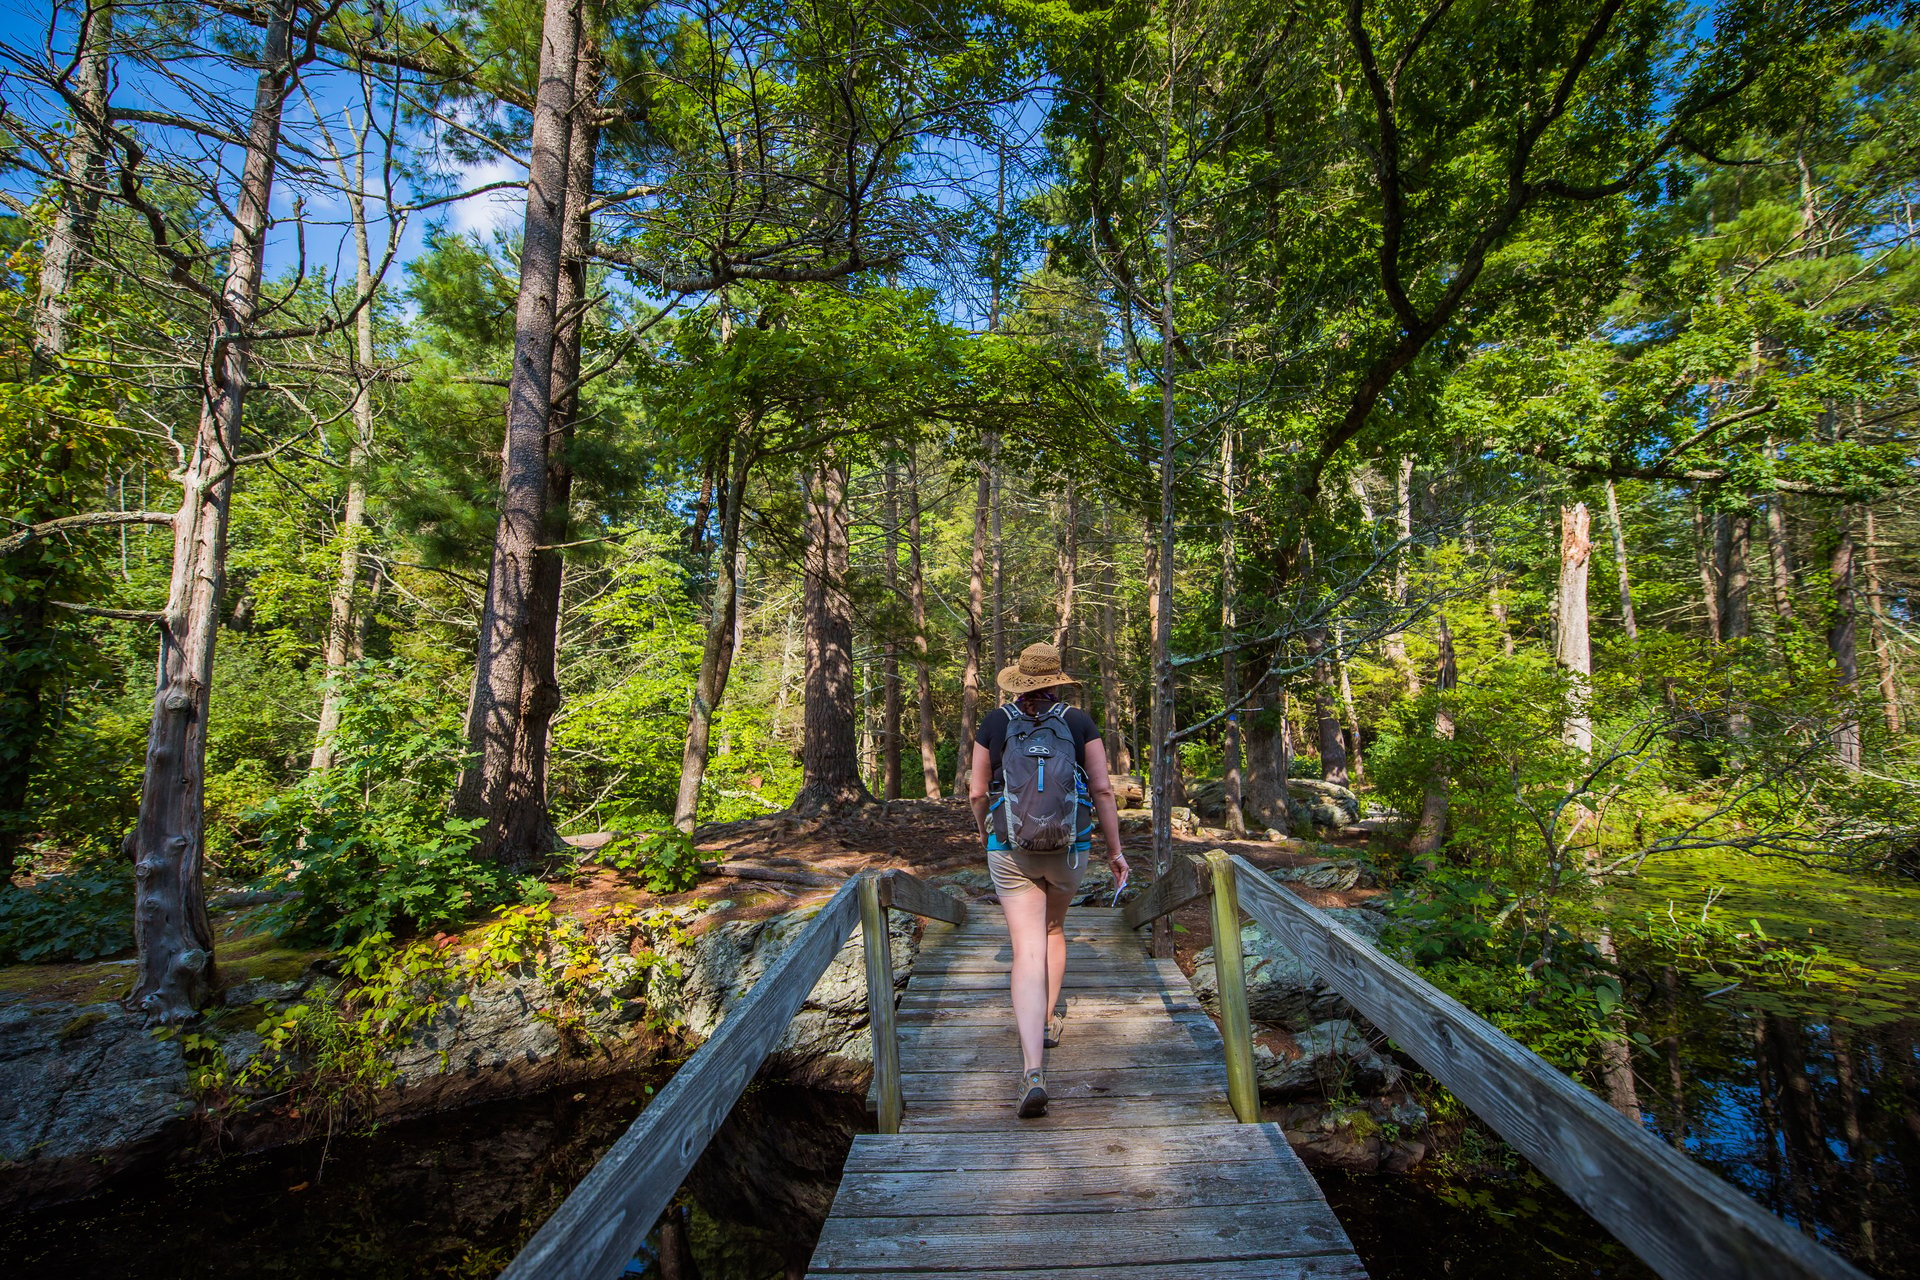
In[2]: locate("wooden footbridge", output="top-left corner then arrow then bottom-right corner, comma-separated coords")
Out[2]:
501,853 -> 1870,1280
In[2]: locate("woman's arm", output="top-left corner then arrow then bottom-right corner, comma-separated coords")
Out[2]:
968,742 -> 993,843
1081,739 -> 1130,884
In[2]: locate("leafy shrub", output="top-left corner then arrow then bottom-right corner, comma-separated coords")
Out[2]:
251,662 -> 540,947
0,849 -> 134,962
593,826 -> 704,895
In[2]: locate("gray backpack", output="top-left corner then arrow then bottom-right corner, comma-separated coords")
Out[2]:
996,703 -> 1080,851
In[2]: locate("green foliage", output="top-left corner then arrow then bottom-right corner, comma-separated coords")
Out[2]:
0,848 -> 132,962
251,662 -> 537,947
591,826 -> 704,895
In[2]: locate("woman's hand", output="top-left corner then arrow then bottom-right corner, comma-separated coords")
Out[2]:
1106,849 -> 1130,887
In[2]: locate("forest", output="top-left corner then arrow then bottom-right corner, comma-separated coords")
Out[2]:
1,0 -> 1917,1273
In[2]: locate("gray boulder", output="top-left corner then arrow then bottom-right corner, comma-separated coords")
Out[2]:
1286,779 -> 1360,828
1190,909 -> 1387,1030
1254,1018 -> 1400,1098
1270,860 -> 1364,892
0,1001 -> 193,1208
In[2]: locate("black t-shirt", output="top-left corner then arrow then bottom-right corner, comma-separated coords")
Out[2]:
976,704 -> 1103,788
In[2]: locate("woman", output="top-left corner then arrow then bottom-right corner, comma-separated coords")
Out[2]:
968,642 -> 1129,1117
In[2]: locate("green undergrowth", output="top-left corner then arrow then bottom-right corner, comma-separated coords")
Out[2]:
172,900 -> 691,1138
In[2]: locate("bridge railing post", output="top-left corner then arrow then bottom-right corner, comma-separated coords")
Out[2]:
1205,850 -> 1261,1123
860,872 -> 904,1135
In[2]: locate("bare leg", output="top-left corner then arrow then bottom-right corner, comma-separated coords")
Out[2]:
1044,884 -> 1072,1022
1000,885 -> 1050,1074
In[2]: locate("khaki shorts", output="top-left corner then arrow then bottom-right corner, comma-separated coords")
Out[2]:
987,846 -> 1090,897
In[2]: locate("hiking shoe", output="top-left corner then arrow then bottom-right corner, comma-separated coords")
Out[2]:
1044,1015 -> 1065,1049
1017,1070 -> 1048,1118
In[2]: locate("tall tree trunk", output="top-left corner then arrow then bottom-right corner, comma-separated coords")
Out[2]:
881,457 -> 902,800
310,108 -> 384,773
795,454 -> 871,813
129,2 -> 297,1022
515,41 -> 601,841
672,434 -> 751,831
1097,509 -> 1129,773
1148,152 -> 1180,958
1603,479 -> 1638,642
1334,622 -> 1364,783
1557,503 -> 1594,756
1722,511 -> 1752,642
1307,628 -> 1348,787
954,456 -> 989,796
1408,614 -> 1457,859
1385,456 -> 1418,694
1765,485 -> 1796,625
1830,510 -> 1863,771
1219,429 -> 1244,835
1053,476 -> 1078,661
2,7 -> 112,879
1694,498 -> 1723,644
454,0 -> 580,868
990,436 -> 1005,679
905,451 -> 940,799
1863,509 -> 1902,736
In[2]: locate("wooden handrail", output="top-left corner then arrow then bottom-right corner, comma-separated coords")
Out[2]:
1203,851 -> 1260,1123
500,878 -> 862,1280
1121,852 -> 1211,928
1226,853 -> 1869,1280
875,867 -> 968,925
863,869 -> 967,1134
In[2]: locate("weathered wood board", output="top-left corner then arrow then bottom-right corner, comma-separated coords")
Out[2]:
809,905 -> 1364,1278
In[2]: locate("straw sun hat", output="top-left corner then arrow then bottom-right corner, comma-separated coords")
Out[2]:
996,642 -> 1081,696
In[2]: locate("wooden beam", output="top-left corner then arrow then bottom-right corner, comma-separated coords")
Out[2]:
876,868 -> 968,924
1204,852 -> 1260,1123
1121,852 -> 1211,929
1227,855 -> 1869,1280
861,874 -> 903,1134
500,879 -> 862,1280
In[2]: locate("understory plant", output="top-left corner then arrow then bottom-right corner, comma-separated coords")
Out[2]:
250,662 -> 541,947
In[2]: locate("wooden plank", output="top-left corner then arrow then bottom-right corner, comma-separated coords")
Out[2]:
860,874 -> 902,1135
878,868 -> 968,924
898,1094 -> 1236,1131
840,1122 -> 1305,1172
900,1061 -> 1226,1102
908,968 -> 1175,990
895,1032 -> 1224,1072
895,993 -> 1205,1021
1122,852 -> 1211,928
809,1259 -> 1369,1280
829,1155 -> 1329,1216
1230,854 -> 1867,1280
808,1201 -> 1355,1272
499,881 -> 861,1280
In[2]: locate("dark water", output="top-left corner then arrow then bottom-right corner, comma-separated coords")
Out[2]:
0,1073 -> 865,1280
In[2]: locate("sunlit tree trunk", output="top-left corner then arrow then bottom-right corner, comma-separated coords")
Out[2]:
311,108 -> 385,773
1765,481 -> 1796,627
1097,509 -> 1128,772
990,437 -> 1006,679
905,452 -> 940,798
1385,457 -> 1418,694
795,453 -> 871,813
672,435 -> 750,832
454,0 -> 581,867
129,2 -> 297,1022
881,456 -> 902,800
1335,622 -> 1364,784
1863,509 -> 1902,736
1148,118 -> 1180,957
1307,627 -> 1348,787
1694,498 -> 1723,644
1830,510 -> 1863,771
1407,615 -> 1456,859
1603,480 -> 1638,642
1219,427 -> 1244,835
1557,503 -> 1594,756
1053,476 -> 1077,662
954,456 -> 988,796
